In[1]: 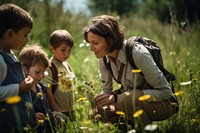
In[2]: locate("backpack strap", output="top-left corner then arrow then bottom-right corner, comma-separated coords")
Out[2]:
49,62 -> 58,94
103,57 -> 121,84
125,40 -> 138,70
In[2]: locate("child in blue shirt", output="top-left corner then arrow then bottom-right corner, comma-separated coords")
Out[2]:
0,3 -> 34,132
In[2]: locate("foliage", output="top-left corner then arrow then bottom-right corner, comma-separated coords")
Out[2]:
87,0 -> 139,16
1,0 -> 200,132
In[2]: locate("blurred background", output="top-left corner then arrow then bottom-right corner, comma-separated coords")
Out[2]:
1,0 -> 200,132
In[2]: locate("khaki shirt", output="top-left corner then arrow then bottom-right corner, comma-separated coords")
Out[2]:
43,59 -> 75,112
99,41 -> 173,101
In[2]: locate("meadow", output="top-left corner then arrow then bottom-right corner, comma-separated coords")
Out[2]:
64,15 -> 200,133
10,14 -> 200,132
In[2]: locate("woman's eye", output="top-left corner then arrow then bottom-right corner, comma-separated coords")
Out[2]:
93,42 -> 98,45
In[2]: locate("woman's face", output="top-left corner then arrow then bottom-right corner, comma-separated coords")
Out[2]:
87,32 -> 109,59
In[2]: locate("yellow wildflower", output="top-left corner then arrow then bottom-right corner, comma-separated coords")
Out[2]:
6,95 -> 21,104
37,92 -> 43,100
116,111 -> 125,116
138,95 -> 151,101
38,119 -> 44,125
66,80 -> 72,88
174,90 -> 184,96
132,69 -> 141,73
47,83 -> 51,89
133,109 -> 144,118
77,97 -> 86,102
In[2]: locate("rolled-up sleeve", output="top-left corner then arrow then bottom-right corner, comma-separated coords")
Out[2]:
132,43 -> 172,100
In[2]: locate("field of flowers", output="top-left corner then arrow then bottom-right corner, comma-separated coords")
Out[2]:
67,16 -> 200,133
3,15 -> 200,133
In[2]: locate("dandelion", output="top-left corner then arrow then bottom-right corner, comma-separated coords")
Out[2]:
6,95 -> 21,104
174,90 -> 184,96
37,92 -> 43,100
144,123 -> 158,131
77,97 -> 86,102
47,83 -> 51,88
180,81 -> 192,86
38,119 -> 44,125
133,109 -> 144,118
132,69 -> 142,73
116,111 -> 125,116
138,95 -> 151,101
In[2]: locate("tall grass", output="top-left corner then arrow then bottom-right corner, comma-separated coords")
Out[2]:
29,13 -> 200,132
68,15 -> 200,132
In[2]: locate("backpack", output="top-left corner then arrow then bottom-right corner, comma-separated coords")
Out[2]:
49,61 -> 74,94
103,35 -> 176,93
49,62 -> 58,94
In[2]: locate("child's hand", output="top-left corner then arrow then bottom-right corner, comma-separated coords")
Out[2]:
35,112 -> 45,123
19,76 -> 34,93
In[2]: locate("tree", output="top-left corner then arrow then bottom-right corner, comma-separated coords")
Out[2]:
87,0 -> 140,16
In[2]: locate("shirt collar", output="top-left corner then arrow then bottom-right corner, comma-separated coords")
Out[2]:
116,41 -> 127,64
105,40 -> 127,64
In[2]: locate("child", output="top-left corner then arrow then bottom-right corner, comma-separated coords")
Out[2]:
19,45 -> 67,132
0,3 -> 34,132
43,29 -> 76,121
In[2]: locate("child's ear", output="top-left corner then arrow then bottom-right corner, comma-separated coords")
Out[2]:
4,29 -> 14,38
23,66 -> 29,76
49,45 -> 55,52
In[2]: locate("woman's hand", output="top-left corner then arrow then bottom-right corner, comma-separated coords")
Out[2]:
93,93 -> 115,107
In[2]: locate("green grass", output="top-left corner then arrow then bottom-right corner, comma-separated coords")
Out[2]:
18,14 -> 200,132
65,15 -> 200,132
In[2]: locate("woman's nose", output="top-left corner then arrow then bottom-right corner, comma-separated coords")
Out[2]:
90,44 -> 94,51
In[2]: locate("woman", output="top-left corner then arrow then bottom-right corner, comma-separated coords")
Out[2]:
83,15 -> 177,130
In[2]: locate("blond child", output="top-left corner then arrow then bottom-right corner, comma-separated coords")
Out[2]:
19,45 -> 67,132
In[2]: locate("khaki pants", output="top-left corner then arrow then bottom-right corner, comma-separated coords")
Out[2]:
97,89 -> 174,127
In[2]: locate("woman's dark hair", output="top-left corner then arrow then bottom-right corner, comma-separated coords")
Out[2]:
84,15 -> 124,53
